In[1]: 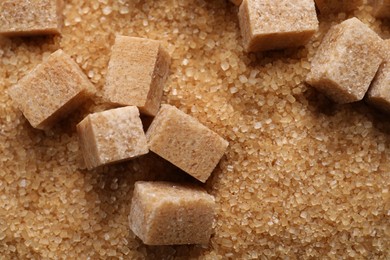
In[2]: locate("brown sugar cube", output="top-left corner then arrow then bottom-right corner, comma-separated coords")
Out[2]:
146,104 -> 229,183
370,0 -> 390,18
306,18 -> 384,104
8,50 -> 94,130
104,35 -> 170,116
77,106 -> 148,170
238,0 -> 318,52
366,40 -> 390,112
314,0 -> 363,14
0,0 -> 62,36
129,181 -> 216,245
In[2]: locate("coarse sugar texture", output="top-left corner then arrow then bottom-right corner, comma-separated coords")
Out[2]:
129,181 -> 215,245
77,106 -> 149,170
104,35 -> 170,116
370,0 -> 390,18
306,17 -> 384,104
238,0 -> 319,52
0,0 -> 63,36
8,49 -> 94,130
366,40 -> 390,113
146,104 -> 229,183
314,0 -> 364,14
0,0 -> 389,259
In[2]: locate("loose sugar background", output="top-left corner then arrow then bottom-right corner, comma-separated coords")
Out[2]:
0,0 -> 389,258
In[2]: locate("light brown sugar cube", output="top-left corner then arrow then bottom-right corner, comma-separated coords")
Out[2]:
129,181 -> 216,245
8,50 -> 93,130
104,35 -> 170,116
146,105 -> 229,183
77,106 -> 148,170
0,0 -> 62,36
238,0 -> 318,52
314,0 -> 363,14
366,40 -> 390,112
306,18 -> 383,104
370,0 -> 390,18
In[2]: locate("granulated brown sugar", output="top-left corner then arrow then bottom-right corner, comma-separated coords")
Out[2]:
0,0 -> 389,259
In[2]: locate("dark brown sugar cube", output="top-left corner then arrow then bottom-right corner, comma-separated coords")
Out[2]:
8,49 -> 93,130
306,18 -> 384,104
314,0 -> 363,14
238,0 -> 318,52
129,181 -> 216,245
146,104 -> 229,183
104,35 -> 171,116
77,106 -> 149,170
0,0 -> 63,36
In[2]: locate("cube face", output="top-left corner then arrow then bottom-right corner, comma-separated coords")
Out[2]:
104,36 -> 170,116
0,0 -> 62,36
314,0 -> 363,14
77,106 -> 149,170
306,18 -> 383,104
8,50 -> 93,130
238,0 -> 318,52
366,41 -> 390,112
146,105 -> 229,183
129,181 -> 215,245
371,0 -> 390,18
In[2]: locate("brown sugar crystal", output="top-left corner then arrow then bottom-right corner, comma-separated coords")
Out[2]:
104,35 -> 171,116
370,0 -> 390,18
146,104 -> 229,183
129,181 -> 216,245
306,18 -> 384,104
8,49 -> 93,130
238,0 -> 318,52
314,0 -> 363,14
77,106 -> 148,170
0,0 -> 62,36
366,40 -> 390,112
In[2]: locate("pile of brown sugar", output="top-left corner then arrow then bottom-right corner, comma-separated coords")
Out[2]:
0,0 -> 389,258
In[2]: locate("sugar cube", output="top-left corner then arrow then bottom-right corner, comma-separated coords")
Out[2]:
306,18 -> 383,104
104,35 -> 170,116
366,40 -> 390,112
129,181 -> 215,245
146,105 -> 229,183
8,50 -> 93,130
238,0 -> 318,52
77,106 -> 149,170
0,0 -> 62,36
